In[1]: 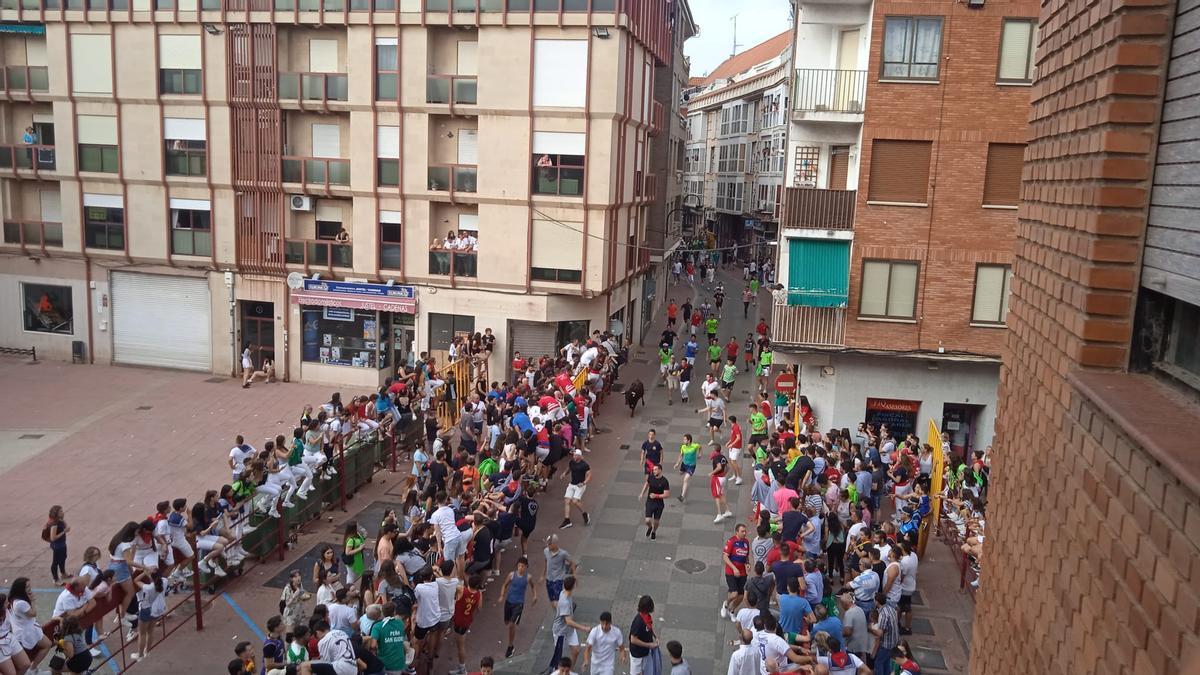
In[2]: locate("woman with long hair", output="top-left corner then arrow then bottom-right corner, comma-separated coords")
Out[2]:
825,514 -> 847,582
342,522 -> 366,587
47,616 -> 92,675
130,569 -> 166,661
311,545 -> 341,592
8,578 -> 52,671
0,593 -> 32,675
279,569 -> 310,633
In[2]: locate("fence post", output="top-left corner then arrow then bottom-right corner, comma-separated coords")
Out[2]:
389,433 -> 397,473
338,444 -> 347,511
277,505 -> 288,562
191,554 -> 204,630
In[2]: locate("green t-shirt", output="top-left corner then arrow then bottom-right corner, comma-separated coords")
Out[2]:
680,442 -> 700,467
750,279 -> 760,294
289,438 -> 304,466
755,445 -> 769,465
659,349 -> 671,366
478,457 -> 499,478
369,616 -> 408,670
346,535 -> 365,575
759,350 -> 773,367
750,411 -> 767,435
705,318 -> 719,334
721,363 -> 737,384
775,391 -> 789,407
286,642 -> 308,664
707,344 -> 722,361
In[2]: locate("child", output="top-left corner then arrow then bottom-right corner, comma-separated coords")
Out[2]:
131,570 -> 167,661
666,640 -> 691,674
280,570 -> 311,632
262,616 -> 285,673
286,625 -> 309,664
233,641 -> 255,674
44,505 -> 69,583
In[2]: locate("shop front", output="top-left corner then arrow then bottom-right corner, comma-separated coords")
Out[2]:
290,279 -> 417,386
864,397 -> 921,439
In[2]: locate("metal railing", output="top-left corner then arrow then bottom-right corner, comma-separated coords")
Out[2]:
772,304 -> 846,347
0,144 -> 56,172
428,249 -> 478,278
278,72 -> 349,103
426,74 -> 478,106
427,164 -> 478,194
781,187 -> 856,230
3,220 -> 63,251
2,65 -> 50,94
792,69 -> 867,114
284,238 -> 353,269
281,156 -> 350,188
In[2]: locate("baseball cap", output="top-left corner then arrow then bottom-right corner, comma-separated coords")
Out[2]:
573,449 -> 583,456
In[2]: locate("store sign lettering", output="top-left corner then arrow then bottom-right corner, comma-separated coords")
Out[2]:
303,279 -> 416,299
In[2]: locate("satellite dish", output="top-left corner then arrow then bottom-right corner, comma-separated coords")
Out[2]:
609,319 -> 625,336
286,271 -> 305,290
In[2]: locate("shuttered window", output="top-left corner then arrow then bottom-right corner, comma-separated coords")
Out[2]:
70,34 -> 112,95
972,264 -> 1012,324
867,140 -> 931,204
982,143 -> 1025,206
860,260 -> 919,319
787,239 -> 850,307
533,40 -> 587,107
997,19 -> 1036,83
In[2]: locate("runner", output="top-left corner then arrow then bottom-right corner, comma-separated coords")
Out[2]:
542,535 -> 575,602
666,299 -> 678,327
642,464 -> 670,540
705,314 -> 719,343
720,523 -> 750,618
561,450 -> 591,529
720,358 -> 738,402
756,344 -> 774,395
700,391 -> 726,445
707,339 -> 722,376
679,359 -> 693,405
726,414 -> 745,485
450,574 -> 484,675
581,611 -> 626,675
542,575 -> 589,675
748,404 -> 768,448
674,433 -> 701,503
640,429 -> 664,474
684,336 -> 698,366
666,357 -> 682,406
499,556 -> 537,658
742,287 -> 752,319
708,443 -> 732,522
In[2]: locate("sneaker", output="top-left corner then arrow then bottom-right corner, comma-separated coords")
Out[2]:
505,645 -> 515,659
297,491 -> 311,500
713,515 -> 725,523
211,565 -> 228,577
719,603 -> 728,618
282,501 -> 296,508
650,531 -> 657,540
559,519 -> 573,529
197,559 -> 213,575
734,477 -> 744,485
722,510 -> 733,519
90,649 -> 103,657
646,527 -> 652,538
129,652 -> 141,661
676,495 -> 684,503
125,628 -> 137,642
268,508 -> 282,519
582,512 -> 591,526
328,466 -> 338,475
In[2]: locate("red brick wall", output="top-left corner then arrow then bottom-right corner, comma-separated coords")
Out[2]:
847,0 -> 1037,355
972,0 -> 1200,668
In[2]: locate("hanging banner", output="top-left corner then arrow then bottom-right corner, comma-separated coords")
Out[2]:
917,418 -> 945,558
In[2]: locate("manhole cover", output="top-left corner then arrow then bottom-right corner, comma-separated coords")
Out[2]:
205,377 -> 227,383
136,406 -> 153,411
650,419 -> 669,426
19,434 -> 44,440
674,559 -> 707,574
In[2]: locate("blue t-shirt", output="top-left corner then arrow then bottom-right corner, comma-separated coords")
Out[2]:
513,412 -> 534,436
803,571 -> 823,606
813,616 -> 843,642
772,561 -> 805,596
778,594 -> 812,635
685,342 -> 698,358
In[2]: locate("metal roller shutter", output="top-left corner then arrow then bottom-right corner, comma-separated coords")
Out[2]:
982,143 -> 1026,207
866,140 -> 932,204
508,320 -> 558,367
111,272 -> 212,371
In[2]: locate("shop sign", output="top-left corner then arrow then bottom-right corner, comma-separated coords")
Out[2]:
323,307 -> 355,321
303,279 -> 415,299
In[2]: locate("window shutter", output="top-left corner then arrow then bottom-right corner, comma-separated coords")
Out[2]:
457,130 -> 478,165
309,39 -> 339,74
159,35 -> 202,70
982,143 -> 1025,206
77,115 -> 118,145
458,214 -> 479,231
70,34 -> 112,94
376,126 -> 400,159
40,189 -> 61,222
311,124 -> 341,158
972,265 -> 1006,322
829,146 -> 850,190
532,40 -> 587,108
998,21 -> 1033,81
887,263 -> 918,317
456,41 -> 478,76
163,117 -> 206,141
533,131 -> 585,156
860,261 -> 889,316
315,202 -> 343,222
26,38 -> 47,67
867,140 -> 931,203
532,218 -> 582,268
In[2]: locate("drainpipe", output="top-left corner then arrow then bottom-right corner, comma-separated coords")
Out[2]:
227,271 -> 237,377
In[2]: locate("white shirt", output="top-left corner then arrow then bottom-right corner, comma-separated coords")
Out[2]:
229,444 -> 255,474
899,552 -> 919,594
727,643 -> 761,675
317,630 -> 358,675
846,522 -> 867,542
414,581 -> 441,629
241,349 -> 252,369
53,588 -> 93,619
585,625 -> 624,674
9,599 -> 41,649
436,576 -> 459,622
701,379 -> 720,398
754,630 -> 791,675
327,602 -> 358,634
429,505 -> 462,543
734,607 -> 758,633
579,347 -> 600,370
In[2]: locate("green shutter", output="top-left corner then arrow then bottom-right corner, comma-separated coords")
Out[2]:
787,239 -> 850,307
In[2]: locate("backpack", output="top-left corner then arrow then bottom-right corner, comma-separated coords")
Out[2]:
41,522 -> 52,542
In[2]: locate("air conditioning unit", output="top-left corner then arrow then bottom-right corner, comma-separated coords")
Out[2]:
290,195 -> 313,212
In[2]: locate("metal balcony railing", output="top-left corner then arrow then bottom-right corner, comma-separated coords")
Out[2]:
793,69 -> 867,114
772,304 -> 846,347
3,221 -> 63,251
284,239 -> 353,269
428,250 -> 477,278
0,144 -> 57,173
427,164 -> 477,194
426,75 -> 477,106
278,72 -> 349,103
2,66 -> 50,95
781,188 -> 856,230
281,156 -> 350,188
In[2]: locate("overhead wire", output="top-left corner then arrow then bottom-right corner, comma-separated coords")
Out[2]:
531,207 -> 769,256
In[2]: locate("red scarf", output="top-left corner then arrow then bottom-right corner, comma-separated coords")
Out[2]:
638,612 -> 654,633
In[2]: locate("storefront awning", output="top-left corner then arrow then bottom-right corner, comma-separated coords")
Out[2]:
291,290 -> 416,314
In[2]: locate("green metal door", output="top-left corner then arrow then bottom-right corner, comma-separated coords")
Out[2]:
787,238 -> 850,307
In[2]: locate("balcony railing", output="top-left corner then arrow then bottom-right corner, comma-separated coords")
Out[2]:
3,221 -> 63,251
427,164 -> 477,194
793,69 -> 867,115
278,72 -> 349,103
781,188 -> 855,230
428,250 -> 477,278
284,239 -> 353,269
281,156 -> 350,188
0,144 -> 57,173
772,304 -> 846,348
426,75 -> 477,106
2,66 -> 50,95
649,100 -> 664,136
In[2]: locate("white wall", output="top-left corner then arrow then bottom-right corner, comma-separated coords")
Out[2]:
785,121 -> 864,188
0,263 -> 89,362
778,351 -> 1001,449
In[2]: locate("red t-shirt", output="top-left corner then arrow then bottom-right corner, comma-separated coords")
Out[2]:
726,342 -> 739,359
667,304 -> 678,319
729,422 -> 743,449
453,587 -> 482,628
723,536 -> 749,576
764,544 -> 783,569
512,357 -> 527,372
691,313 -> 702,326
760,401 -> 772,418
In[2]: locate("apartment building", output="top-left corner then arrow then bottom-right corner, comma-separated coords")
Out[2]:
774,0 -> 1037,450
0,1 -> 678,387
682,31 -> 790,262
975,0 -> 1200,671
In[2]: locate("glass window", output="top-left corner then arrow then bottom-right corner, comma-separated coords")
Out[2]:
84,205 -> 124,250
531,267 -> 582,282
859,260 -> 919,319
165,140 -> 207,176
78,144 -> 118,173
882,16 -> 943,80
301,308 -> 380,368
381,222 -> 402,270
532,154 -> 585,196
971,265 -> 1012,324
379,159 -> 400,187
160,68 -> 202,95
1165,299 -> 1200,385
171,208 -> 212,256
428,312 -> 474,351
376,44 -> 399,101
998,19 -> 1037,83
22,282 -> 73,335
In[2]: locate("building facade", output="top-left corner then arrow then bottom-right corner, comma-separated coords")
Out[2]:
975,0 -> 1200,671
0,1 -> 681,386
774,0 -> 1037,451
682,31 -> 790,264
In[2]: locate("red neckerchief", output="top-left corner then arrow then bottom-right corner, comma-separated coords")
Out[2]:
638,612 -> 654,633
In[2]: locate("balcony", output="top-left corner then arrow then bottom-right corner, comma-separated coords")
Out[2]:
426,75 -> 478,108
3,221 -> 63,252
781,188 -> 855,230
428,250 -> 477,278
278,72 -> 349,105
792,69 -> 866,120
427,164 -> 477,194
284,239 -> 353,269
2,66 -> 50,97
282,156 -> 350,189
0,144 -> 57,174
772,304 -> 846,348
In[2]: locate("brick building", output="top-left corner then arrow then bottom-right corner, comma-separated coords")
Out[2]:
775,0 -> 1037,450
973,0 -> 1200,670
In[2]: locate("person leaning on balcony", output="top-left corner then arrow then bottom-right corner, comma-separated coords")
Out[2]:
334,227 -> 350,244
22,126 -> 37,145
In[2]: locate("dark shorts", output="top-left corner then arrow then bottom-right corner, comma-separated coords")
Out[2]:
645,499 -> 665,520
680,463 -> 696,475
138,607 -> 153,622
452,620 -> 473,635
899,593 -> 913,612
309,664 -> 338,675
749,433 -> 767,444
504,601 -> 524,624
414,623 -> 435,640
725,574 -> 747,594
721,380 -> 734,390
708,418 -> 724,429
710,359 -> 720,366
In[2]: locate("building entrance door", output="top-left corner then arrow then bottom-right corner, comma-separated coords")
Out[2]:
240,300 -> 275,369
941,402 -> 985,460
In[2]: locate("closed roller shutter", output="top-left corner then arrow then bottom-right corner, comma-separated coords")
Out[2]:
111,272 -> 212,371
508,320 -> 558,368
866,140 -> 931,204
982,143 -> 1025,206
829,146 -> 850,190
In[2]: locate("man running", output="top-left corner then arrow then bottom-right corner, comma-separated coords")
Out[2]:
700,391 -> 726,444
742,287 -> 752,318
726,414 -> 745,485
642,464 -> 670,540
705,314 -> 719,343
709,443 -> 733,523
720,523 -> 750,618
707,339 -> 723,376
720,358 -> 738,402
666,299 -> 678,327
561,450 -> 591,529
674,433 -> 701,503
499,556 -> 537,658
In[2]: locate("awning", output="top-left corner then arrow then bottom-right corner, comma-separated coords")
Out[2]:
291,290 -> 416,314
0,23 -> 46,35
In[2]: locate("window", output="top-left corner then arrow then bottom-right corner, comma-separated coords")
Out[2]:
377,126 -> 400,186
859,260 -> 919,319
717,142 -> 747,173
533,40 -> 587,108
380,213 -> 402,269
375,40 -> 398,101
716,179 -> 744,212
22,282 -> 72,335
719,103 -> 750,136
78,144 -> 118,173
159,35 -> 202,95
867,140 -> 932,204
301,308 -> 381,368
70,34 -> 112,95
881,16 -> 943,80
531,267 -> 582,282
971,264 -> 1012,325
378,159 -> 399,187
533,153 -> 584,196
428,313 -> 475,352
982,143 -> 1025,207
77,114 -> 118,174
1162,298 -> 1200,387
84,204 -> 124,250
160,69 -> 201,95
794,146 -> 819,186
165,140 -> 206,176
170,205 -> 212,256
998,19 -> 1037,83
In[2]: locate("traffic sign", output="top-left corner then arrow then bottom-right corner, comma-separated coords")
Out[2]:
774,373 -> 796,394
